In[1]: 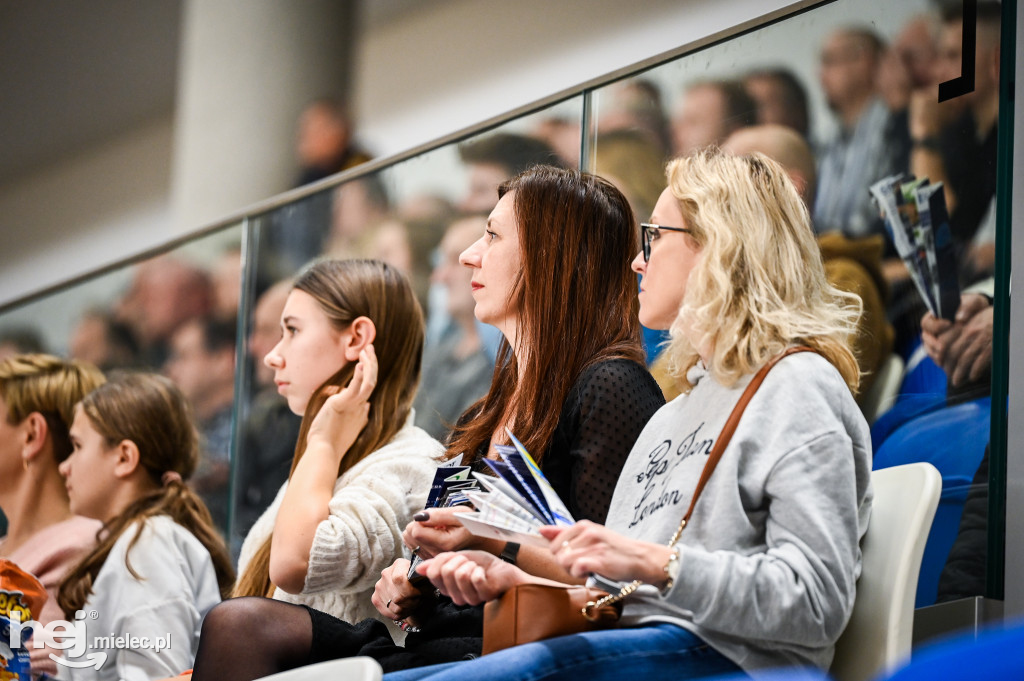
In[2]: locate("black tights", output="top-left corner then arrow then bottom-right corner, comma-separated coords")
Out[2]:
191,597 -> 314,681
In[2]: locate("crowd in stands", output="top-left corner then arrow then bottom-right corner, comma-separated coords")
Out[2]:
0,2 -> 1010,680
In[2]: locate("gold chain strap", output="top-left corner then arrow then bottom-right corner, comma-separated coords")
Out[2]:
582,517 -> 689,621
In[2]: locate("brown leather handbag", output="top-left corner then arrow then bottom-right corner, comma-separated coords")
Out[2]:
481,347 -> 815,655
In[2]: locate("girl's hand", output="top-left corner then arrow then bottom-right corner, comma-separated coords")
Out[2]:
305,345 -> 377,453
372,558 -> 427,621
403,507 -> 503,559
415,550 -> 528,605
540,520 -> 674,586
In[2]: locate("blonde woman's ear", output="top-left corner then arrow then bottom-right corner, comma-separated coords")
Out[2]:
20,412 -> 49,459
342,316 -> 378,362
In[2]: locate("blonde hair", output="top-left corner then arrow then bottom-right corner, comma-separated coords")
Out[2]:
661,149 -> 862,393
0,354 -> 106,462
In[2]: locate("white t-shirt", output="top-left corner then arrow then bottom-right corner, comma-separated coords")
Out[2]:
60,515 -> 221,681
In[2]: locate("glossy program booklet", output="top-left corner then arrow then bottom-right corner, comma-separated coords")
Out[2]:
455,429 -> 574,547
870,173 -> 961,321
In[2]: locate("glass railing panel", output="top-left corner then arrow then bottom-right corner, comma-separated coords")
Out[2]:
0,224 -> 245,539
586,0 -> 1005,609
229,97 -> 586,554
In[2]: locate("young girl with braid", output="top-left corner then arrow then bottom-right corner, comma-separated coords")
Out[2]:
57,372 -> 235,681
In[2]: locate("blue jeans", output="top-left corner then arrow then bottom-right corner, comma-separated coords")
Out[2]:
384,623 -> 744,681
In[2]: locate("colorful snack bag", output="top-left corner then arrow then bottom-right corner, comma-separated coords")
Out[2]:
1,559 -> 49,681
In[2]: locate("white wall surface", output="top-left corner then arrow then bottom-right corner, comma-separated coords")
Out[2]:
0,116 -> 174,306
352,0 -> 798,156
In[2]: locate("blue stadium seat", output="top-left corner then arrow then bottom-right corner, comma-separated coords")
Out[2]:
872,397 -> 991,607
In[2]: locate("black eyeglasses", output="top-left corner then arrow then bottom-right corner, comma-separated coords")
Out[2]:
640,223 -> 692,262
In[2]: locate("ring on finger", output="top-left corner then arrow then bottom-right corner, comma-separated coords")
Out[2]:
386,599 -> 393,609
561,540 -> 571,550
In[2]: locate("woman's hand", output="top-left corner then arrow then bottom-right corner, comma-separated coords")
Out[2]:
540,521 -> 674,586
415,550 -> 528,605
305,345 -> 378,454
371,558 -> 429,622
403,507 -> 503,559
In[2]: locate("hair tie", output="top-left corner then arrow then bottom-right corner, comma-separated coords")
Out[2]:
162,470 -> 183,486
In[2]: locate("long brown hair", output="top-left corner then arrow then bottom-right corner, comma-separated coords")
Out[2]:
57,372 -> 235,616
233,258 -> 425,597
446,165 -> 644,463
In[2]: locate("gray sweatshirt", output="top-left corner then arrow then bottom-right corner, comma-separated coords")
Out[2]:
605,351 -> 872,673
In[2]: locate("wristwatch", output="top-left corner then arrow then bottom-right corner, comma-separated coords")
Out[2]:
660,547 -> 681,595
499,541 -> 521,564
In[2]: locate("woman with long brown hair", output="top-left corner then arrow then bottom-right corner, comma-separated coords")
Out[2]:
57,372 -> 234,681
190,165 -> 665,681
231,258 -> 444,624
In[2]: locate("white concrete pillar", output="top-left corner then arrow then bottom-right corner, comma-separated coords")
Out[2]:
170,0 -> 355,233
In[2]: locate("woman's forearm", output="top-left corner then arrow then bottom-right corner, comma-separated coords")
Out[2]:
270,441 -> 341,592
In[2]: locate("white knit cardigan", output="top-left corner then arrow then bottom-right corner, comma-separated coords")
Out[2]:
237,413 -> 444,626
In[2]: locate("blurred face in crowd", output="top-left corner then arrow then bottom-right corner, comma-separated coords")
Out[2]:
62,407 -> 120,522
461,162 -> 509,214
893,16 -> 938,89
117,259 -> 211,346
297,103 -> 349,168
432,217 -> 485,323
819,31 -> 878,115
631,188 -> 703,332
671,84 -> 728,156
459,192 -> 522,339
264,290 -> 350,415
249,284 -> 290,388
935,19 -> 998,106
165,320 -> 234,419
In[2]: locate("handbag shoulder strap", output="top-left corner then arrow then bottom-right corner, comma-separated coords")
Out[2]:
667,345 -> 816,545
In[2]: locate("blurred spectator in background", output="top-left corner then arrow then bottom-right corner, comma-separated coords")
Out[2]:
721,124 -> 894,408
234,281 -> 300,554
413,215 -> 495,440
68,309 -> 140,372
815,27 -> 908,239
532,116 -> 582,168
295,97 -> 372,186
922,283 -> 995,602
597,79 -> 673,159
115,255 -> 213,367
165,314 -> 236,531
263,98 -> 374,280
247,281 -> 292,391
743,68 -> 811,138
594,129 -> 667,230
458,133 -> 564,213
0,327 -> 47,361
669,79 -> 756,156
324,174 -> 392,261
909,2 -> 1000,284
877,14 -> 940,113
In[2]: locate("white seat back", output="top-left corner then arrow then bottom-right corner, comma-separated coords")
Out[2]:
861,353 -> 905,424
830,463 -> 941,681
